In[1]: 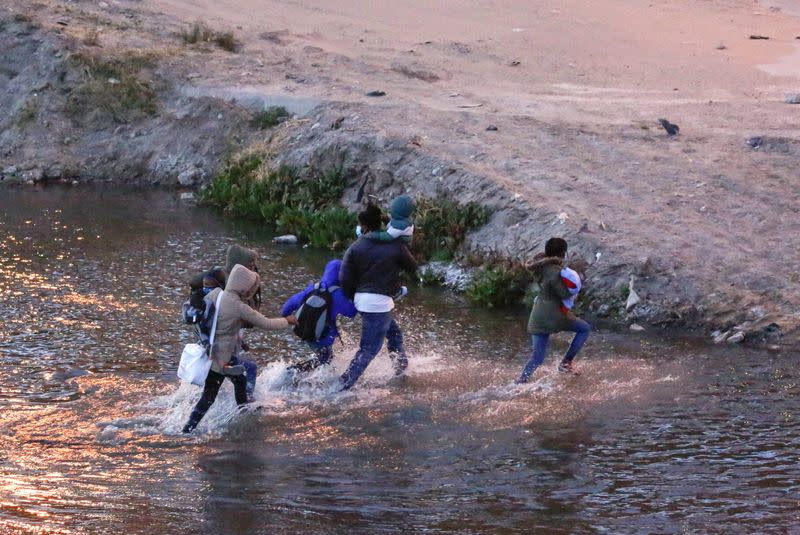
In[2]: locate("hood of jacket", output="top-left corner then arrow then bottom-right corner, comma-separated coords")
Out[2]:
321,259 -> 343,288
526,256 -> 563,274
226,264 -> 260,299
225,244 -> 258,274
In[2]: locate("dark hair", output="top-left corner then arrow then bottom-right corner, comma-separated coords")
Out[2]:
544,237 -> 568,258
358,204 -> 383,232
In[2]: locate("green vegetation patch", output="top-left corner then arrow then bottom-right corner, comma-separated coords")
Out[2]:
251,106 -> 291,129
203,154 -> 497,290
65,52 -> 158,124
466,257 -> 531,308
201,155 -> 354,249
413,198 -> 491,262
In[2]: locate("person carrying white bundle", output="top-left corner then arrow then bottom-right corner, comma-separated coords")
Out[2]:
182,264 -> 296,433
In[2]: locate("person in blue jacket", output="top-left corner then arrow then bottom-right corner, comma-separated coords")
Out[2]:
281,259 -> 358,373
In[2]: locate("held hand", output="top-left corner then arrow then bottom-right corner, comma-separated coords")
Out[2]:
285,315 -> 298,326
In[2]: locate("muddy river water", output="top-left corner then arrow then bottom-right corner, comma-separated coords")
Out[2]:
0,187 -> 797,534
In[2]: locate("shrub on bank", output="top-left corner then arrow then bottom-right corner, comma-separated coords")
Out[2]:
179,21 -> 240,52
200,155 -> 354,249
64,52 -> 157,124
466,258 -> 531,308
251,106 -> 291,129
202,154 -> 515,303
412,197 -> 491,262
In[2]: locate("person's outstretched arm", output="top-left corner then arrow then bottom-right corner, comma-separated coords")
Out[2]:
239,302 -> 292,331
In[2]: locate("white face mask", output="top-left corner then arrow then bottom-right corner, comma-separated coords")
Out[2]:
355,225 -> 363,238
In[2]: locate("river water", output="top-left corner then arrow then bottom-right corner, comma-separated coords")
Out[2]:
0,187 -> 797,534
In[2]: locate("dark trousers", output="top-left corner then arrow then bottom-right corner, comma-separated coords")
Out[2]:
183,369 -> 248,432
340,311 -> 407,390
231,355 -> 257,397
517,318 -> 591,383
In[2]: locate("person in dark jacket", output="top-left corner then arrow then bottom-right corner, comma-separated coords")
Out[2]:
517,237 -> 591,383
281,259 -> 358,373
338,204 -> 418,390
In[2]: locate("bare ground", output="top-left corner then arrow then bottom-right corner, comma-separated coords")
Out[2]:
2,0 -> 799,346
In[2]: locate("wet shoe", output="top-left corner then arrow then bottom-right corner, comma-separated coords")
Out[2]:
389,352 -> 408,376
557,362 -> 580,375
222,364 -> 245,376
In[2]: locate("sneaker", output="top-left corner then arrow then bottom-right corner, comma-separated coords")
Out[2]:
222,364 -> 245,376
557,362 -> 580,375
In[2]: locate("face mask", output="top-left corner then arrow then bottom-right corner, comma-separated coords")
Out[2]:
355,225 -> 363,238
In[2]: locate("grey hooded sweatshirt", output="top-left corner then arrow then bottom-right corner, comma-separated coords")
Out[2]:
205,264 -> 289,372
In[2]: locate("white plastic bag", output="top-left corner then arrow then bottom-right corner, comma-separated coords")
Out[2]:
177,292 -> 222,387
177,343 -> 211,386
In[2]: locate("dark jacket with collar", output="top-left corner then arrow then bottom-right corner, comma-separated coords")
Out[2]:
339,233 -> 417,300
527,256 -> 575,334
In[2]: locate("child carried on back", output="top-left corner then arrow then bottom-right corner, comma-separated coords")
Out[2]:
559,266 -> 582,313
281,259 -> 358,374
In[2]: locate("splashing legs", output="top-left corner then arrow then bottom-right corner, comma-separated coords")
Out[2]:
517,334 -> 550,383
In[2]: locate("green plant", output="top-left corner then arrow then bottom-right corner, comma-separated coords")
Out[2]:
250,106 -> 291,129
65,52 -> 157,124
412,197 -> 491,262
200,155 -> 353,249
466,259 -> 531,308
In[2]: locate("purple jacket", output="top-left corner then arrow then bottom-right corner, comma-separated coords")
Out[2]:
281,259 -> 358,346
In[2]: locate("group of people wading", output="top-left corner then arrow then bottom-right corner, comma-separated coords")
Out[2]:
180,195 -> 591,433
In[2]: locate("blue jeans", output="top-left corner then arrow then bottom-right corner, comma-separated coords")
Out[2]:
517,319 -> 591,383
229,355 -> 257,397
340,311 -> 407,390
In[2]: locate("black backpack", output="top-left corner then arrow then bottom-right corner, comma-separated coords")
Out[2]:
293,284 -> 338,342
182,288 -> 208,324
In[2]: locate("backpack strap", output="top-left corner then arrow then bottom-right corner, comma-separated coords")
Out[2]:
328,285 -> 340,292
208,292 -> 223,349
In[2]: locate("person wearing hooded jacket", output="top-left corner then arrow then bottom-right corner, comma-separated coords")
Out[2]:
182,264 -> 295,433
338,204 -> 417,390
225,244 -> 261,311
224,244 -> 263,398
516,237 -> 591,383
280,259 -> 358,373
